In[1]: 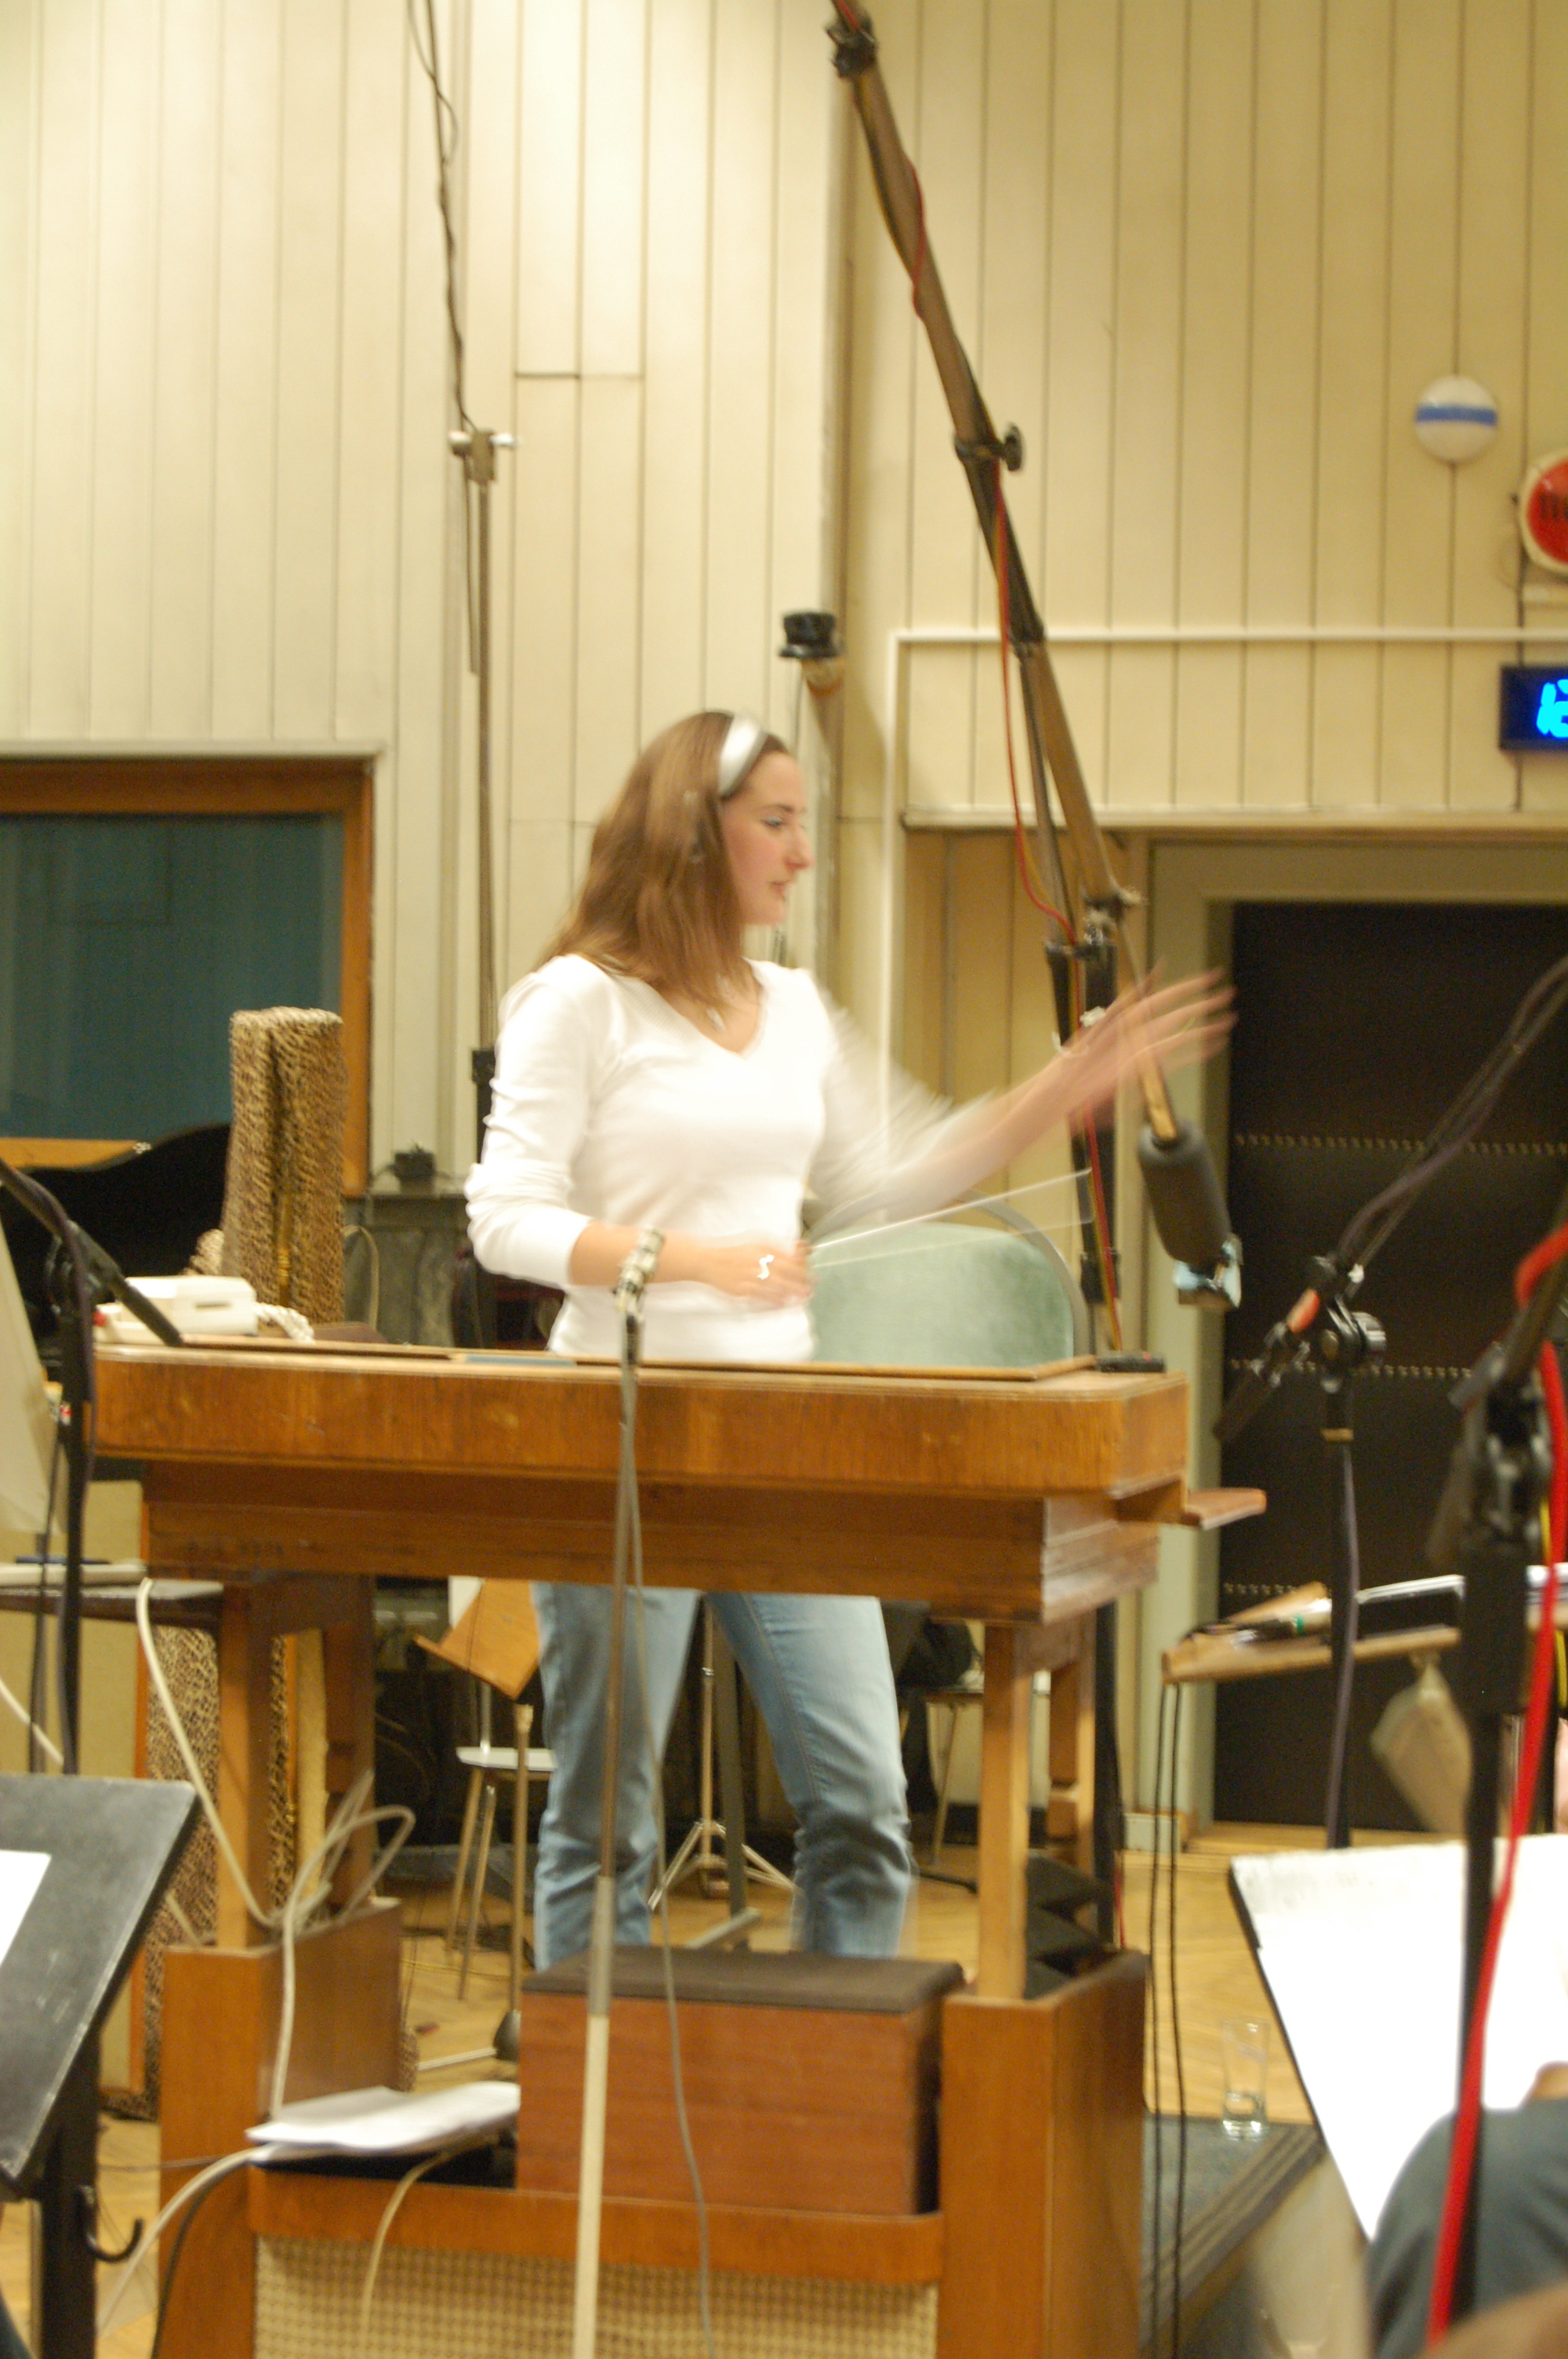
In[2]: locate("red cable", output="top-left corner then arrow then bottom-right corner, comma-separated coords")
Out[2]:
1425,1229 -> 1568,2341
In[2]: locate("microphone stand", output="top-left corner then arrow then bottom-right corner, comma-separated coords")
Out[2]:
0,1161 -> 181,1772
570,1234 -> 661,2359
1423,1185 -> 1568,2324
1214,1253 -> 1384,1845
829,0 -> 1240,1940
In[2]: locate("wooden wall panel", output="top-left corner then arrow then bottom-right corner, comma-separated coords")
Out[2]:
580,0 -> 647,380
907,0 -> 984,815
1448,0 -> 1534,812
637,0 -> 713,734
270,0 -> 346,743
10,0 -> 1568,1172
1172,0 -> 1253,812
210,0 -> 284,740
1308,0 -> 1391,809
1103,0 -> 1185,813
27,0 -> 99,736
510,373 -> 583,931
147,0 -> 223,739
89,0 -> 159,739
334,0 -> 408,747
1379,0 -> 1461,811
383,0 -> 460,1169
516,0 -> 583,379
840,0 -> 916,838
705,0 -> 781,722
0,3 -> 34,737
1241,0 -> 1321,812
1040,0 -> 1116,808
1525,0 -> 1568,462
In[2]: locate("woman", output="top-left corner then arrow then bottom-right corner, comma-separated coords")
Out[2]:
467,710 -> 1227,1967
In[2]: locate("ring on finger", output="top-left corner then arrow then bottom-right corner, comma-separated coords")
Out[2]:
757,1253 -> 774,1282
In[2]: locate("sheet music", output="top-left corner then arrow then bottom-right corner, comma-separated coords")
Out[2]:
1232,1837 -> 1568,2237
248,2081 -> 517,2154
0,1851 -> 49,1972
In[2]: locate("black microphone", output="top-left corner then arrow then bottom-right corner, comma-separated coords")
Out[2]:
1138,1118 -> 1240,1309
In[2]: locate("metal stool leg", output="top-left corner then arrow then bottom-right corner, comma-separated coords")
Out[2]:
931,1700 -> 962,1863
461,1777 -> 498,1999
447,1765 -> 484,1951
508,1705 -> 531,2012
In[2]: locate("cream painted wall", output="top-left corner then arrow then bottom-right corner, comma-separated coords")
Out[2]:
840,0 -> 1568,855
0,0 -> 842,1179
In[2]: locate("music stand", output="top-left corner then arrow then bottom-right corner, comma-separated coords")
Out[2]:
0,1773 -> 198,2359
1229,1837 -> 1568,2239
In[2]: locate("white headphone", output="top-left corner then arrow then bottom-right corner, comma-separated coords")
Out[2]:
716,712 -> 769,800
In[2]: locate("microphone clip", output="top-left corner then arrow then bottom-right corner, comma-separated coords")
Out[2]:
613,1229 -> 665,1323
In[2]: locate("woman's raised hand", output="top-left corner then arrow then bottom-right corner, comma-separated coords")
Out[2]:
1051,969 -> 1233,1128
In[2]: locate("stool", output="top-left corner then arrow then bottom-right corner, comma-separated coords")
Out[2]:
448,1701 -> 554,2007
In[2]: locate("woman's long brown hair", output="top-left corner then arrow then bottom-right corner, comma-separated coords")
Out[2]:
543,711 -> 785,1006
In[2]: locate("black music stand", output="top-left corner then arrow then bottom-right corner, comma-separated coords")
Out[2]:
0,1775 -> 198,2359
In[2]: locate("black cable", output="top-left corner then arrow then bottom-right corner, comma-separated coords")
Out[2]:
405,0 -> 472,438
1321,1444 -> 1363,1845
147,2165 -> 234,2359
1338,951 -> 1568,1274
21,1432 -> 68,1779
1167,1683 -> 1188,2359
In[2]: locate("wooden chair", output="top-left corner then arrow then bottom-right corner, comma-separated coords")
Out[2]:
415,1583 -> 552,2009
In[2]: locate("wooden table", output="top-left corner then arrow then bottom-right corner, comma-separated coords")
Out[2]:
96,1338 -> 1189,1996
95,1339 -> 1189,2359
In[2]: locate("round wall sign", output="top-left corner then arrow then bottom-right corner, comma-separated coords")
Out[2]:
1414,376 -> 1499,463
1519,450 -> 1568,574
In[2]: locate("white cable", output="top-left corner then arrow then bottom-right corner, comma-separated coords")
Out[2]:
136,1580 -> 270,1928
255,1303 -> 314,1340
0,1666 -> 62,1766
135,1585 -> 413,1950
357,2138 -> 492,2359
810,1169 -> 1080,1259
270,1801 -> 414,2118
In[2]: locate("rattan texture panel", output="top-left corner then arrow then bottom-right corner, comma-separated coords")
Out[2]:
254,2234 -> 938,2359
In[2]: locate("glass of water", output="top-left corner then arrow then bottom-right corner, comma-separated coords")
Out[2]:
1220,2015 -> 1270,2139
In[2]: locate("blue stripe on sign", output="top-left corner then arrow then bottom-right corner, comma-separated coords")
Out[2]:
1417,404 -> 1497,424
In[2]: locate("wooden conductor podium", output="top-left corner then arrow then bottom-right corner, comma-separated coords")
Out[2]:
96,1341 -> 1185,2359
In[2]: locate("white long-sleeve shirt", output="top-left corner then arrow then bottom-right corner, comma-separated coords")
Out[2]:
466,954 -> 953,1364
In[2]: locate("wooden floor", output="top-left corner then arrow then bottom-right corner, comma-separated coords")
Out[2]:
0,1824 -> 1330,2356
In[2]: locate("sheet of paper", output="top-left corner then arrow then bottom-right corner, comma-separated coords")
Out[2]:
1232,1836 -> 1568,2238
249,2080 -> 517,2154
0,1850 -> 49,1972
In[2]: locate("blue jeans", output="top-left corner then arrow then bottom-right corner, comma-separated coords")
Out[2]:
531,1583 -> 913,1968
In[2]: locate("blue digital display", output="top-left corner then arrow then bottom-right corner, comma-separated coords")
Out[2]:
1499,665 -> 1568,751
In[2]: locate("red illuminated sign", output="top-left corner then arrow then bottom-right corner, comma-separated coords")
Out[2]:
1520,451 -> 1568,573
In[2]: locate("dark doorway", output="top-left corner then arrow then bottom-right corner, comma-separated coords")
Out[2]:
1214,900 -> 1568,1828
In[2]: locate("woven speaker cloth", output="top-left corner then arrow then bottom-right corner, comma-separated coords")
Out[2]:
221,1007 -> 346,1323
255,2237 -> 938,2359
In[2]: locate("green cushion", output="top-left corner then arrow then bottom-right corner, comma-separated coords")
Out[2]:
808,1222 -> 1079,1369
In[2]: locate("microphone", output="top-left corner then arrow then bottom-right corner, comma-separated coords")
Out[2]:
1137,1119 -> 1240,1310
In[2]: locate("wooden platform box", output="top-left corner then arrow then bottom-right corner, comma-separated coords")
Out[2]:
514,1948 -> 964,2215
